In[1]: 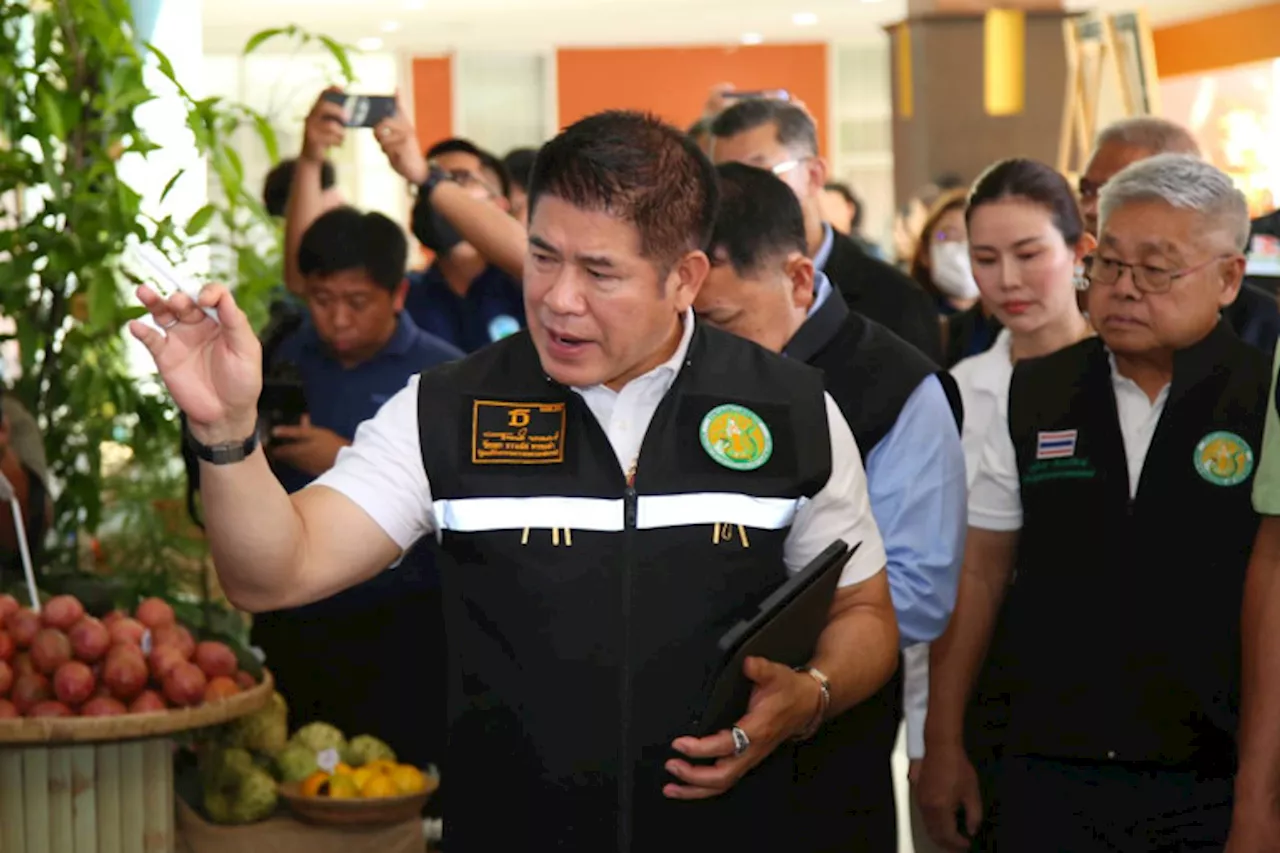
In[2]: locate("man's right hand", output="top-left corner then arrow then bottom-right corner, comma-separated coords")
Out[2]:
129,284 -> 263,445
302,88 -> 347,163
917,744 -> 983,851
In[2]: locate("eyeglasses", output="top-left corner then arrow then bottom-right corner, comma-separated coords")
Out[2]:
1078,177 -> 1102,202
1085,253 -> 1236,294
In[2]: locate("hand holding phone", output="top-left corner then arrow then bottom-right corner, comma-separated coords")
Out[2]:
321,92 -> 398,128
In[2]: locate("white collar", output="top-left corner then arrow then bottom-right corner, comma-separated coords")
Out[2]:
571,309 -> 694,395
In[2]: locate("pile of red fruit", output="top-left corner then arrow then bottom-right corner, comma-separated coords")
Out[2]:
0,593 -> 257,719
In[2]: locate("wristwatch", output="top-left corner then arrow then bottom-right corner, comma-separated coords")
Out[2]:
419,162 -> 453,200
186,429 -> 260,465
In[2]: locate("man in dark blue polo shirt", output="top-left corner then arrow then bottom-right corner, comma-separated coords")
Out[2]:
253,205 -> 461,775
390,135 -> 525,353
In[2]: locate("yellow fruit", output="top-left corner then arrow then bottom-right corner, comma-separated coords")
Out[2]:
351,767 -> 376,789
300,770 -> 329,798
361,773 -> 400,798
327,775 -> 360,799
365,759 -> 396,775
333,762 -> 354,775
389,764 -> 428,795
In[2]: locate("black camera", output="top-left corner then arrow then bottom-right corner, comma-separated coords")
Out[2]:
258,361 -> 308,442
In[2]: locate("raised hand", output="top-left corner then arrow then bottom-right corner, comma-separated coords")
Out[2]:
128,284 -> 262,444
374,91 -> 428,185
303,88 -> 347,164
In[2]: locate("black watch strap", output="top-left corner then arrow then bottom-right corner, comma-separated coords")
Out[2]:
420,162 -> 452,199
187,429 -> 260,465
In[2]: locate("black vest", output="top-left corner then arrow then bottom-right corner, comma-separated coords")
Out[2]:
996,323 -> 1266,769
416,325 -> 832,851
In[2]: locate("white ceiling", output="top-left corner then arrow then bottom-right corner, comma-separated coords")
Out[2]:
201,0 -> 1267,55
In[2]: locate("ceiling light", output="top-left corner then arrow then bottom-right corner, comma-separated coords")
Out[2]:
741,32 -> 764,45
792,12 -> 818,26
380,20 -> 401,33
356,36 -> 383,51
403,0 -> 424,9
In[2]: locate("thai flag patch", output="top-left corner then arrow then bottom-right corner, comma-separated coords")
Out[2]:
1036,430 -> 1078,459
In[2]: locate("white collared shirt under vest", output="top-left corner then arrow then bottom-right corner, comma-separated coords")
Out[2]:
313,311 -> 888,588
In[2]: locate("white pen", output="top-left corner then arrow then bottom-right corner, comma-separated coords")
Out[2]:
125,243 -> 220,323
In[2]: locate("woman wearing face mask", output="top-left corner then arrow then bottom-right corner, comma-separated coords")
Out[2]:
911,189 -> 981,315
906,158 -> 1095,852
911,191 -> 1007,367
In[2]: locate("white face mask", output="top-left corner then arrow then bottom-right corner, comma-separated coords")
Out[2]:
929,241 -> 980,300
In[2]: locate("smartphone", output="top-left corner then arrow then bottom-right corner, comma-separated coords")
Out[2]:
259,375 -> 308,436
322,92 -> 397,128
723,89 -> 791,102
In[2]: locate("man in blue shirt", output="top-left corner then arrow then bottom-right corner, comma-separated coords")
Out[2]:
381,128 -> 526,353
254,206 -> 461,775
694,163 -> 967,851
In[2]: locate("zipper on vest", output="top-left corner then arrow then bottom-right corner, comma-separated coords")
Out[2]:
619,463 -> 638,853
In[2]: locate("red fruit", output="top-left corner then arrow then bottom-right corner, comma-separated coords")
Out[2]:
162,662 -> 206,707
151,624 -> 194,659
0,699 -> 17,718
204,675 -> 240,702
80,696 -> 128,717
0,631 -> 13,662
148,645 -> 187,681
11,653 -> 34,678
11,672 -> 50,713
41,596 -> 84,631
30,629 -> 71,675
233,671 -> 256,690
102,610 -> 127,628
108,618 -> 146,648
0,594 -> 18,627
193,642 -> 237,679
134,597 -> 175,630
129,690 -> 167,714
0,660 -> 11,697
68,618 -> 110,664
7,609 -> 40,648
90,683 -> 112,700
28,700 -> 73,718
53,661 -> 95,706
102,651 -> 148,701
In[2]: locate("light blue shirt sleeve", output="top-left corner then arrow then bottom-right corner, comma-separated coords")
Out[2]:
864,374 -> 968,647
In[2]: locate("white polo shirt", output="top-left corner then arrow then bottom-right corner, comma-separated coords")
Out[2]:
314,313 -> 887,587
970,352 -> 1171,531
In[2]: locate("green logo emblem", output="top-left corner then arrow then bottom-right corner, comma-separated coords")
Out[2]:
1194,430 -> 1254,487
700,404 -> 773,471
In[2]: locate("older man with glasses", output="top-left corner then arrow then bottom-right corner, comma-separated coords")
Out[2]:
923,154 -> 1269,850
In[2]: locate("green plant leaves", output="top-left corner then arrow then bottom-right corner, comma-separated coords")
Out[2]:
186,204 -> 217,236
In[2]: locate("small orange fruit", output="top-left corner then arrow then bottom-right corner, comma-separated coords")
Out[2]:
361,773 -> 399,798
364,759 -> 396,775
300,770 -> 329,798
389,764 -> 428,795
327,775 -> 359,799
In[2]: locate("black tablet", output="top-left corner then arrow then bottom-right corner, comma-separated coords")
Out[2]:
692,539 -> 856,736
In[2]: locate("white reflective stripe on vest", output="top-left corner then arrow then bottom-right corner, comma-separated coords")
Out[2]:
433,497 -> 625,533
433,493 -> 805,534
636,493 -> 803,531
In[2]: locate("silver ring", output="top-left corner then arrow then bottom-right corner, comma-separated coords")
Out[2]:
160,317 -> 179,330
731,725 -> 750,757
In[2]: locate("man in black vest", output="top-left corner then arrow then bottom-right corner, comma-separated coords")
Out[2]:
129,111 -> 900,852
708,98 -> 943,362
695,163 -> 967,851
920,154 -> 1267,851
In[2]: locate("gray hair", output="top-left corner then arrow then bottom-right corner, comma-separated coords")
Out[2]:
1098,154 -> 1251,251
1096,117 -> 1201,157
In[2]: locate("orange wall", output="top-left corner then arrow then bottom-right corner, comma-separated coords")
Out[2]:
556,44 -> 829,155
411,56 -> 453,149
1154,3 -> 1280,78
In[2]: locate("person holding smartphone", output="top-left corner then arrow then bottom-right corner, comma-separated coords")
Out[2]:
254,205 -> 462,786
